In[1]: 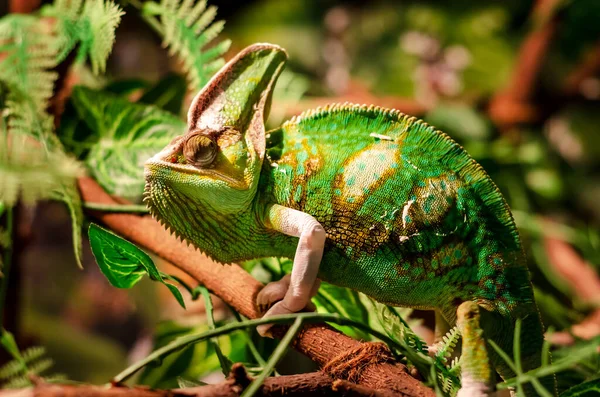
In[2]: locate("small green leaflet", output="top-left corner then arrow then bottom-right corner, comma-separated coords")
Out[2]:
51,181 -> 84,269
88,223 -> 185,308
0,330 -> 25,367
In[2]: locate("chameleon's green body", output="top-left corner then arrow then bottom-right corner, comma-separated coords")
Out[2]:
261,104 -> 546,388
144,44 -> 554,394
263,105 -> 528,319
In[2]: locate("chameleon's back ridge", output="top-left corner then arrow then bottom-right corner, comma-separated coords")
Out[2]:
280,103 -> 521,250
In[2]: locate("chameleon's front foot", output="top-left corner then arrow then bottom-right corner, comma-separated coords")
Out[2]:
256,276 -> 321,337
256,274 -> 291,314
257,204 -> 326,337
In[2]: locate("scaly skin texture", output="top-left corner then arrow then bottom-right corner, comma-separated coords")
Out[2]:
144,44 -> 556,395
456,301 -> 493,397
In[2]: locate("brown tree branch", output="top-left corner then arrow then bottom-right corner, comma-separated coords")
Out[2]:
0,364 -> 396,397
9,0 -> 40,13
77,177 -> 434,397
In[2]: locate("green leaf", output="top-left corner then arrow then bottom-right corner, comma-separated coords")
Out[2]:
88,223 -> 147,288
71,86 -> 186,200
560,378 -> 600,397
314,282 -> 371,341
56,100 -> 98,159
88,223 -> 185,307
165,283 -> 186,309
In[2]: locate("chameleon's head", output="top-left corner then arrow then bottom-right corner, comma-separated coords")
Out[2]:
144,44 -> 286,221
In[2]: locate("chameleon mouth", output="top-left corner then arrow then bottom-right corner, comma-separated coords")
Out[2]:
144,158 -> 247,189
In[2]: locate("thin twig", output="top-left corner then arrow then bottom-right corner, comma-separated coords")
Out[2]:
83,202 -> 150,214
0,367 -> 397,397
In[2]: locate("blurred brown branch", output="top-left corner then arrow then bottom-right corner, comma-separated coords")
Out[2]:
78,177 -> 434,397
543,235 -> 600,345
488,0 -> 562,128
9,0 -> 40,13
563,41 -> 600,97
0,364 -> 396,397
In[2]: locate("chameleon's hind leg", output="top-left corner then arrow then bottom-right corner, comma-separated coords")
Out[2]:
480,306 -> 557,396
456,301 -> 493,397
256,204 -> 326,336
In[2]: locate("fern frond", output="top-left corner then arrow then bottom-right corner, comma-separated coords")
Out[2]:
435,326 -> 461,365
82,0 -> 123,74
435,356 -> 461,396
0,346 -> 59,389
438,371 -> 455,394
21,346 -> 47,363
0,358 -> 25,381
2,374 -> 31,389
0,15 -> 59,111
0,132 -> 82,207
42,0 -> 124,73
448,357 -> 461,374
146,0 -> 230,91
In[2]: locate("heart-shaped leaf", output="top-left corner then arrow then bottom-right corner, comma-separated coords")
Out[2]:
88,223 -> 185,308
71,87 -> 186,200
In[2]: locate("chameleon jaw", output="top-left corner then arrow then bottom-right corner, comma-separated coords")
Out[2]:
144,158 -> 248,190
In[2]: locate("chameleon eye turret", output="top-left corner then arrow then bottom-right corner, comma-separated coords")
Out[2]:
183,131 -> 217,167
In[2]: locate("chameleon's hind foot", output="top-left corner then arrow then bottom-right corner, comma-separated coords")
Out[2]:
256,276 -> 320,337
456,301 -> 494,397
256,274 -> 291,314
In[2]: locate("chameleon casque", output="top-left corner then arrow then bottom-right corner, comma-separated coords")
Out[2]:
144,44 -> 556,395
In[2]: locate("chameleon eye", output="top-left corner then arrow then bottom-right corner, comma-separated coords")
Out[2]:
183,131 -> 218,167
